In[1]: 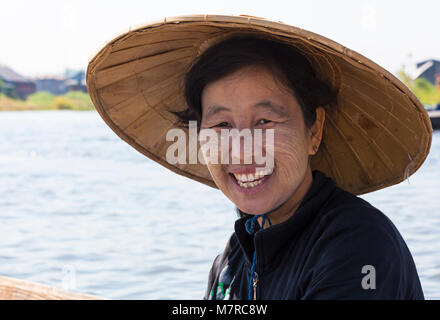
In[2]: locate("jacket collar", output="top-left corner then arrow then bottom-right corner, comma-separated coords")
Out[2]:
234,170 -> 337,274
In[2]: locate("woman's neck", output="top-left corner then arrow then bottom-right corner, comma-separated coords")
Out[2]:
257,168 -> 313,228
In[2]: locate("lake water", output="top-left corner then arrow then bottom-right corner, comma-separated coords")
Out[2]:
0,110 -> 439,299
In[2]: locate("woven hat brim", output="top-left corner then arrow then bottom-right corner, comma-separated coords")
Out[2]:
86,14 -> 432,195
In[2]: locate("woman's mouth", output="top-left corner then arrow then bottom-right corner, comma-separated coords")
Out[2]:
230,167 -> 274,189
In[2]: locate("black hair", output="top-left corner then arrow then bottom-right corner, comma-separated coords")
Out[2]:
174,33 -> 336,130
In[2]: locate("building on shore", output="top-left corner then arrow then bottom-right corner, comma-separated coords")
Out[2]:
0,65 -> 88,99
34,70 -> 87,94
34,76 -> 67,95
414,59 -> 440,90
64,69 -> 87,93
0,65 -> 36,100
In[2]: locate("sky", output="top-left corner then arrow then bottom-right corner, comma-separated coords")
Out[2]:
0,0 -> 439,78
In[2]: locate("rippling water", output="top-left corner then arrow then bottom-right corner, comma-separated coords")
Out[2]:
0,111 -> 439,299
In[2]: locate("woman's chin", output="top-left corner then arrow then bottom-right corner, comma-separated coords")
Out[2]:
235,199 -> 276,215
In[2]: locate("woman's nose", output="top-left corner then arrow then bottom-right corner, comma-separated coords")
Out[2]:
229,129 -> 254,165
220,128 -> 268,165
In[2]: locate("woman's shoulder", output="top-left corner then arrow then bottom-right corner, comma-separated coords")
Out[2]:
313,184 -> 412,262
321,184 -> 395,230
311,171 -> 396,233
312,182 -> 415,259
303,185 -> 424,299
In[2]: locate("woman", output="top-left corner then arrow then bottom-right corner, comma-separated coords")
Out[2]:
86,15 -> 431,299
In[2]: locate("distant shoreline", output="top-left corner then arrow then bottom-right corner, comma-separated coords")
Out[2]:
0,105 -> 95,111
0,91 -> 95,111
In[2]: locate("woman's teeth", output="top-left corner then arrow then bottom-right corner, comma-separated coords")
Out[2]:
232,167 -> 274,189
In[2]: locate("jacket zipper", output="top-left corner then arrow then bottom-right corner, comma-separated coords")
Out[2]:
252,271 -> 259,300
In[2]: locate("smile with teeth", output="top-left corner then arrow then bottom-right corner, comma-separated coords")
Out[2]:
232,167 -> 274,189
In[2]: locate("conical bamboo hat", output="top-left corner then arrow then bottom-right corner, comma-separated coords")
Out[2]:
86,14 -> 432,195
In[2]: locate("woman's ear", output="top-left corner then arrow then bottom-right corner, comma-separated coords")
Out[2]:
308,106 -> 325,156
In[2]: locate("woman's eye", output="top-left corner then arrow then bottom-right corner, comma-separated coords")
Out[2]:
257,119 -> 271,125
212,122 -> 230,128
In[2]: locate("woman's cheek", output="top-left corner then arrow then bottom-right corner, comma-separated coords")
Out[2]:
274,132 -> 309,186
207,163 -> 227,187
200,131 -> 228,188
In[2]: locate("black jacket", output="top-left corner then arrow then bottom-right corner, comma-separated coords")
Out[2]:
204,170 -> 424,300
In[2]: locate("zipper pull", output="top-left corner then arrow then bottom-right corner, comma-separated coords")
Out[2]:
252,272 -> 259,300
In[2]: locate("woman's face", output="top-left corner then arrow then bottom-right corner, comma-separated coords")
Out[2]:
200,65 -> 324,215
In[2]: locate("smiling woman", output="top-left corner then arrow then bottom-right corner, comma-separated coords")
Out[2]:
86,14 -> 432,300
174,33 -> 426,300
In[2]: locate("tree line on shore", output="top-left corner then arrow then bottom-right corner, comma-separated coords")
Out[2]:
0,86 -> 94,111
397,69 -> 440,108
